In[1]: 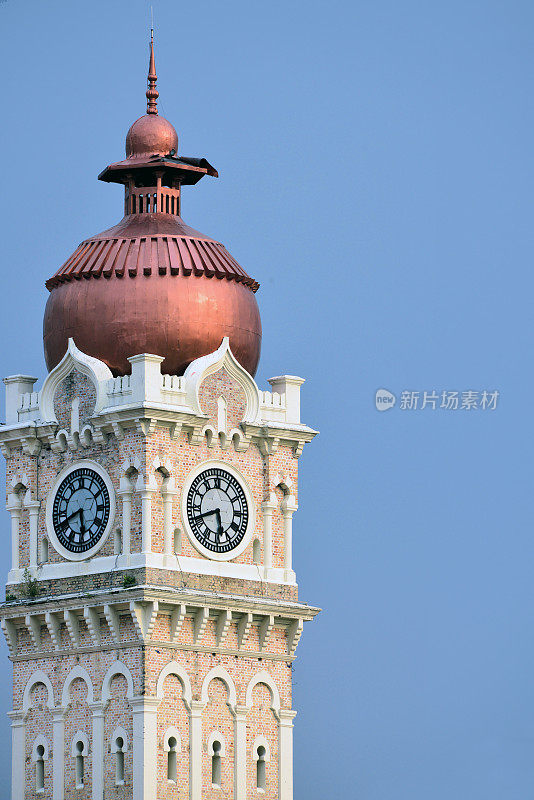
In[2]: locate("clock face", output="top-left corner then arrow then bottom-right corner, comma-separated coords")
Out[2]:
186,467 -> 249,554
52,466 -> 111,554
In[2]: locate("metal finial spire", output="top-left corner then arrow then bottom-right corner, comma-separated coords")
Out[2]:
146,27 -> 159,115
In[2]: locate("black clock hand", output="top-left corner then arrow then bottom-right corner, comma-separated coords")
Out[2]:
193,508 -> 221,521
79,509 -> 85,536
66,508 -> 82,523
215,508 -> 223,539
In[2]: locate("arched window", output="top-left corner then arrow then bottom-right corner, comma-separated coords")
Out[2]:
252,737 -> 270,793
253,537 -> 261,564
256,746 -> 266,791
71,732 -> 89,790
207,731 -> 225,788
114,528 -> 122,556
36,745 -> 45,791
75,741 -> 84,787
40,536 -> 49,564
111,728 -> 128,786
163,727 -> 181,784
167,737 -> 177,782
174,527 -> 182,555
211,740 -> 222,787
32,736 -> 49,793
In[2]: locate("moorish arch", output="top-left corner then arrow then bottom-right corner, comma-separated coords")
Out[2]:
245,670 -> 281,712
200,665 -> 237,707
102,660 -> 135,704
156,661 -> 193,705
61,665 -> 94,707
23,670 -> 55,714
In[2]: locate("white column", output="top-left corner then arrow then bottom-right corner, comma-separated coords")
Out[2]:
261,495 -> 277,570
189,700 -> 205,800
131,696 -> 160,800
162,479 -> 178,556
136,476 -> 157,555
90,702 -> 105,800
281,495 -> 298,580
232,705 -> 248,800
52,707 -> 67,800
7,710 -> 25,800
25,495 -> 41,568
118,478 -> 133,559
6,493 -> 22,572
278,709 -> 297,800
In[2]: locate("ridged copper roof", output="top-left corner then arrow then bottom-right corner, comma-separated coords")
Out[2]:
46,216 -> 259,292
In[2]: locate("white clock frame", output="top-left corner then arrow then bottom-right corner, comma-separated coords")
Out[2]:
181,461 -> 255,562
45,459 -> 116,562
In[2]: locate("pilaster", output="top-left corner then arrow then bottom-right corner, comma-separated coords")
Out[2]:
7,710 -> 25,800
131,696 -> 160,800
189,699 -> 206,800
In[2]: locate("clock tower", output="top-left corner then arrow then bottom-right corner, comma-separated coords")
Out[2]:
0,34 -> 319,800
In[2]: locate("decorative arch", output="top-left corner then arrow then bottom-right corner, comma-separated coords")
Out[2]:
102,661 -> 134,704
10,473 -> 29,494
41,338 -> 112,422
23,670 -> 55,713
183,337 -> 261,424
62,665 -> 94,707
245,670 -> 281,712
162,726 -> 182,752
31,734 -> 50,762
200,665 -> 237,707
251,735 -> 271,762
70,730 -> 90,757
110,726 -> 129,753
207,730 -> 226,757
156,661 -> 193,706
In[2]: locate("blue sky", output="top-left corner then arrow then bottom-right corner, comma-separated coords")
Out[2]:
0,1 -> 532,797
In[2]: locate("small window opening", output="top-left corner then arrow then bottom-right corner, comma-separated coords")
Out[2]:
166,195 -> 170,213
75,740 -> 84,787
36,744 -> 45,792
167,736 -> 178,783
256,746 -> 266,791
132,194 -> 137,214
114,528 -> 122,556
253,538 -> 261,564
40,536 -> 49,564
211,740 -> 222,787
115,737 -> 125,785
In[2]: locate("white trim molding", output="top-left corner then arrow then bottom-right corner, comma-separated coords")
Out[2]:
31,734 -> 50,762
163,726 -> 182,752
62,665 -> 94,707
201,665 -> 237,707
183,337 -> 261,423
252,735 -> 271,762
40,338 -> 113,422
70,730 -> 89,758
245,671 -> 281,713
111,726 -> 129,753
156,661 -> 193,707
207,730 -> 226,757
23,670 -> 55,714
102,660 -> 135,704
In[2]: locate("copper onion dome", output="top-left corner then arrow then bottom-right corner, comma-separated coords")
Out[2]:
43,31 -> 261,377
